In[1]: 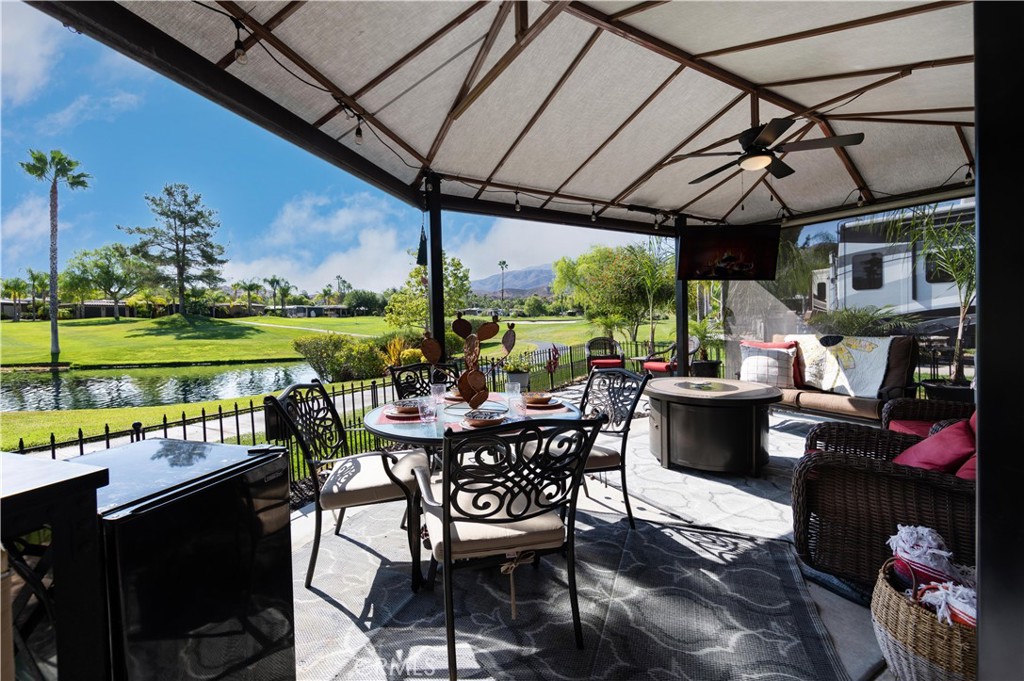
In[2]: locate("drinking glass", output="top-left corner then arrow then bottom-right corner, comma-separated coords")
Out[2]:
505,381 -> 521,410
430,382 -> 447,406
417,397 -> 437,423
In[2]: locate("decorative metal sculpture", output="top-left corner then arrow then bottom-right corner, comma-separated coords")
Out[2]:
422,312 -> 517,409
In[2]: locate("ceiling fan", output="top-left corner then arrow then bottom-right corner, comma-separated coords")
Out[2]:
670,117 -> 865,185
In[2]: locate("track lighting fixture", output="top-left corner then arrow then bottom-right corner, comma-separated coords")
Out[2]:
232,18 -> 248,65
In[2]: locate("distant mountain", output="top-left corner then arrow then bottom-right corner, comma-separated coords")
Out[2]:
471,264 -> 554,296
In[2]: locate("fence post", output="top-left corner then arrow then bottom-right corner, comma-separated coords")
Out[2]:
50,434 -> 56,459
78,428 -> 85,456
132,421 -> 143,442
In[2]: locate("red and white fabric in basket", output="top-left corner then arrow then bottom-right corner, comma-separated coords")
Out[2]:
886,524 -> 959,587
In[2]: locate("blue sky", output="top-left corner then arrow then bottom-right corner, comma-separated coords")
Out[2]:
1,0 -> 642,295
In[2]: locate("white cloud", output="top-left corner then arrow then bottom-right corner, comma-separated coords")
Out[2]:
445,217 -> 645,279
223,227 -> 415,294
35,91 -> 142,135
1,1 -> 67,106
1,194 -> 52,264
265,191 -> 407,246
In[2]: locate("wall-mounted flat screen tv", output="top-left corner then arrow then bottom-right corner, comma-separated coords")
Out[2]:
677,224 -> 782,281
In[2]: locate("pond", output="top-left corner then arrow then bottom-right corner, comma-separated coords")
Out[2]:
0,362 -> 321,412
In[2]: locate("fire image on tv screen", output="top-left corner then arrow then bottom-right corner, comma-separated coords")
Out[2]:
678,224 -> 782,281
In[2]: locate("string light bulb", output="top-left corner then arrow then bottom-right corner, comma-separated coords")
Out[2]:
964,165 -> 974,184
514,191 -> 521,212
354,116 -> 363,145
590,204 -> 596,222
232,18 -> 248,65
857,190 -> 864,207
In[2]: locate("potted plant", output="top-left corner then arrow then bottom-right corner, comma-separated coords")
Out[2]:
889,207 -> 976,402
688,316 -> 725,378
503,353 -> 532,390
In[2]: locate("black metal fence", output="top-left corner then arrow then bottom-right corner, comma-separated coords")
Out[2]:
17,342 -> 663,459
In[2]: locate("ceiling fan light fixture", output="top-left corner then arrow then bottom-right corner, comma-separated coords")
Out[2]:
738,151 -> 772,171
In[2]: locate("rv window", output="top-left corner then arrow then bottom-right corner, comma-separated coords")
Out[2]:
924,253 -> 955,283
851,252 -> 883,290
814,282 -> 827,301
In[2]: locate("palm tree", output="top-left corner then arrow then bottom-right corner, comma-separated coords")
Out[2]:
264,275 -> 284,315
321,285 -> 334,305
20,149 -> 91,363
498,260 -> 508,304
240,279 -> 263,316
2,277 -> 29,322
26,267 -> 49,321
277,281 -> 293,316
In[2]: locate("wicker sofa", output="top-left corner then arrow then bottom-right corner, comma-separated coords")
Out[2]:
742,334 -> 920,424
792,418 -> 976,590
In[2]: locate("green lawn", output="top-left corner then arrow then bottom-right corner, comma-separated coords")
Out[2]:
0,315 -> 320,366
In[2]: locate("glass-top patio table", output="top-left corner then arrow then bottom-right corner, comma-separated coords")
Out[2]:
363,391 -> 582,449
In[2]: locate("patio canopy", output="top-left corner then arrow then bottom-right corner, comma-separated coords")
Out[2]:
24,5 -> 1024,677
33,1 -> 976,235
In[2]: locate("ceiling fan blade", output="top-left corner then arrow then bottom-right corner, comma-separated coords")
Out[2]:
751,117 -> 795,147
774,132 -> 865,153
668,151 -> 741,163
767,157 -> 795,179
688,160 -> 738,185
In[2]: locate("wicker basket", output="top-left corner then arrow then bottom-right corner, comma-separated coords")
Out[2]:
870,558 -> 977,681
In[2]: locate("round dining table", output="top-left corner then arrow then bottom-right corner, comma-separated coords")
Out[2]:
362,391 -> 582,449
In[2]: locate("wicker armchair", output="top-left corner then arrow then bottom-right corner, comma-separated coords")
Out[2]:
792,421 -> 976,590
881,397 -> 976,436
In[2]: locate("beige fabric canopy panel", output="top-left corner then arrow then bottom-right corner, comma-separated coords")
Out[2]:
45,0 -> 975,233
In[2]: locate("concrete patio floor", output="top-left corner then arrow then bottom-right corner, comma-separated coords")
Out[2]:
290,380 -> 896,681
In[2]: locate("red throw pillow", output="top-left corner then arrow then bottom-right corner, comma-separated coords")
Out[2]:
889,419 -> 937,438
740,340 -> 802,387
955,454 -> 977,480
893,419 -> 976,473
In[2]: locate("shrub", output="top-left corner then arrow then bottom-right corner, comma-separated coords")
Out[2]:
503,352 -> 532,373
399,348 -> 424,365
378,328 -> 424,351
57,308 -> 73,320
293,333 -> 349,382
338,339 -> 387,380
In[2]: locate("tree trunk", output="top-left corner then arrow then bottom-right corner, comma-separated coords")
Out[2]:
48,178 -> 60,364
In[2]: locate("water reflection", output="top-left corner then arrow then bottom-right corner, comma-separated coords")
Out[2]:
0,362 -> 319,411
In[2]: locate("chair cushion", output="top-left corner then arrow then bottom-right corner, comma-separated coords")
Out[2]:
888,419 -> 938,438
590,358 -> 624,369
893,419 -> 976,473
584,443 -> 621,470
642,361 -> 675,373
319,449 -> 429,509
421,479 -> 566,562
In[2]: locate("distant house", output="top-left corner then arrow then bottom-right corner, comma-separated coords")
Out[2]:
0,298 -> 30,320
58,299 -> 133,319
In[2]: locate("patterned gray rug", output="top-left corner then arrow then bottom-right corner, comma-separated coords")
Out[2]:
293,503 -> 849,680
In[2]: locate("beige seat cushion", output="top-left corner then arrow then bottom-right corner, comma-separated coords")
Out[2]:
584,442 -> 621,470
319,449 -> 429,510
421,478 -> 566,562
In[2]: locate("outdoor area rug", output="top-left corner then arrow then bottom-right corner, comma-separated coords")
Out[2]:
293,503 -> 849,680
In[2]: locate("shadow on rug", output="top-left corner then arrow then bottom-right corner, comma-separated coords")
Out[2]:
293,504 -> 849,681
